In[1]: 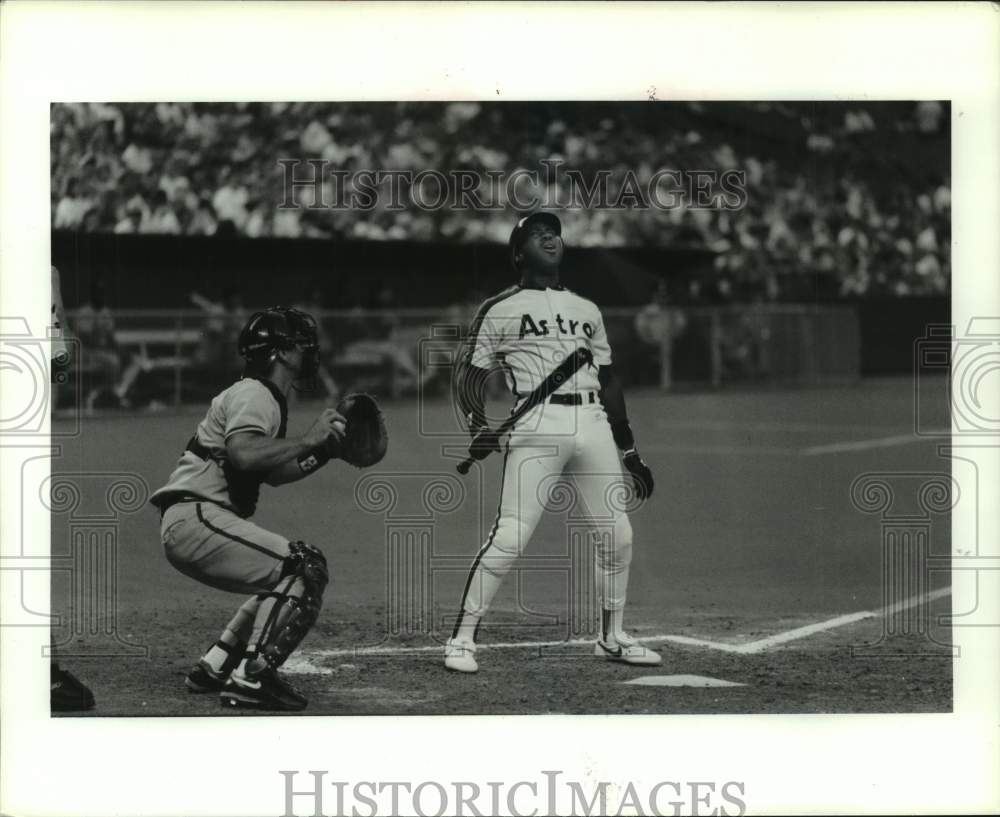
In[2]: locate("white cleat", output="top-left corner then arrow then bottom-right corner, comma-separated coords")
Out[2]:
444,638 -> 478,673
594,632 -> 662,666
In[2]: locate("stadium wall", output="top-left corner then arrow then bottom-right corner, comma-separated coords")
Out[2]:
52,230 -> 716,310
855,296 -> 949,376
52,231 -> 947,376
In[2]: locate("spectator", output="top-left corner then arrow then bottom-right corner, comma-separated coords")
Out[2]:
50,101 -> 950,298
915,101 -> 944,134
73,281 -> 122,408
633,280 -> 687,387
844,109 -> 875,133
211,166 -> 249,231
189,287 -> 248,387
244,198 -> 271,237
338,283 -> 430,396
54,178 -> 93,229
292,286 -> 340,399
114,203 -> 146,234
159,157 -> 193,205
146,190 -> 182,234
188,198 -> 218,235
121,141 -> 153,175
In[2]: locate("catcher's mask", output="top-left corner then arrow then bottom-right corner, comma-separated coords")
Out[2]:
238,306 -> 320,391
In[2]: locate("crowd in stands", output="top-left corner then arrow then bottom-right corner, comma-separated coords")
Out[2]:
52,101 -> 949,298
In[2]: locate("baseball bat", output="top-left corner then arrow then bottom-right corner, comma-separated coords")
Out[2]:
456,347 -> 593,475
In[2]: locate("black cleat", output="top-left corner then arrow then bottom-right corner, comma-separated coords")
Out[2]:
219,667 -> 307,711
185,660 -> 229,693
51,664 -> 96,712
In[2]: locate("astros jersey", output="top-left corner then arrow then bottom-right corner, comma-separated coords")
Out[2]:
469,284 -> 611,399
150,378 -> 287,517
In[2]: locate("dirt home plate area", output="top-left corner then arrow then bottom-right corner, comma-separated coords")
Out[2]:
51,379 -> 953,716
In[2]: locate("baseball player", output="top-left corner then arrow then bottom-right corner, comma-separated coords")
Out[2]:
445,212 -> 661,673
149,307 -> 346,711
50,265 -> 97,712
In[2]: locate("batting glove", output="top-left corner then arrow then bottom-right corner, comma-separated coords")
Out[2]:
623,448 -> 654,500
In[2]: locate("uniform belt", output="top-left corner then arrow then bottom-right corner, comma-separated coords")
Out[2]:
154,492 -> 207,517
548,391 -> 597,406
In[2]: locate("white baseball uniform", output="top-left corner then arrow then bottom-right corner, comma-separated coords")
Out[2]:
452,283 -> 633,640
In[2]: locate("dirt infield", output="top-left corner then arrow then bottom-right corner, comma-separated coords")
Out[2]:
49,377 -> 953,716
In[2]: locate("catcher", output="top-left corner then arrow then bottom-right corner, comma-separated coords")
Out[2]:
149,306 -> 387,711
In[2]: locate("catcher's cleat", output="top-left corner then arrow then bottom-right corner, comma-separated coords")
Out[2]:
593,632 -> 662,666
444,637 -> 478,673
51,664 -> 96,712
219,667 -> 307,711
185,660 -> 229,693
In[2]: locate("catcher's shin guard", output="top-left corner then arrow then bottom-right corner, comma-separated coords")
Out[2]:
255,542 -> 329,670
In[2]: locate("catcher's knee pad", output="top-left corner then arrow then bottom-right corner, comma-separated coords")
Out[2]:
257,541 -> 329,669
282,540 -> 329,592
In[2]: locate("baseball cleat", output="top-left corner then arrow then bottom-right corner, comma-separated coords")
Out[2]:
185,660 -> 229,693
220,667 -> 308,711
444,638 -> 478,673
594,632 -> 662,666
51,664 -> 96,712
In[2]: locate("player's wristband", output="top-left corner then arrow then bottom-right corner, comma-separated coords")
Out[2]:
297,446 -> 331,474
610,420 -> 635,451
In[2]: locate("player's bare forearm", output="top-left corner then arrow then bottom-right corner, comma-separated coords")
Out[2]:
228,408 -> 344,475
226,432 -> 312,474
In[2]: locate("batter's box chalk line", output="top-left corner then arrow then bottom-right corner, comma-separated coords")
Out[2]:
284,586 -> 951,674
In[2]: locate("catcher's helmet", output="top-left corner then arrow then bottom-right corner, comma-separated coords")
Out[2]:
238,306 -> 320,380
508,211 -> 562,271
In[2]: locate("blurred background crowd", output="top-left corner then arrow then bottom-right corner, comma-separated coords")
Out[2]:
52,101 -> 949,300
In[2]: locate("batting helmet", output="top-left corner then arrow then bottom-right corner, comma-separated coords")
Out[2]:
238,306 -> 320,380
508,211 -> 562,271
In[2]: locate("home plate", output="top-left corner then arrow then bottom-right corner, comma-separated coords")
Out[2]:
624,674 -> 746,688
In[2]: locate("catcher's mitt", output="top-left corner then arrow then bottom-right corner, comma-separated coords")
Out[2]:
335,393 -> 388,468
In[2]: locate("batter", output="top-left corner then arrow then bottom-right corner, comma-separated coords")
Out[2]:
445,212 -> 661,672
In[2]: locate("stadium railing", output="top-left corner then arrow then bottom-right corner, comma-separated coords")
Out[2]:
60,304 -> 861,409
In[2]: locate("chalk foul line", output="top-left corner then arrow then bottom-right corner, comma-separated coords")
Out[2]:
285,587 -> 952,673
801,433 -> 928,456
723,586 -> 952,654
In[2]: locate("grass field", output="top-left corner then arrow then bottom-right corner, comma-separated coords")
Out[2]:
49,376 -> 953,715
